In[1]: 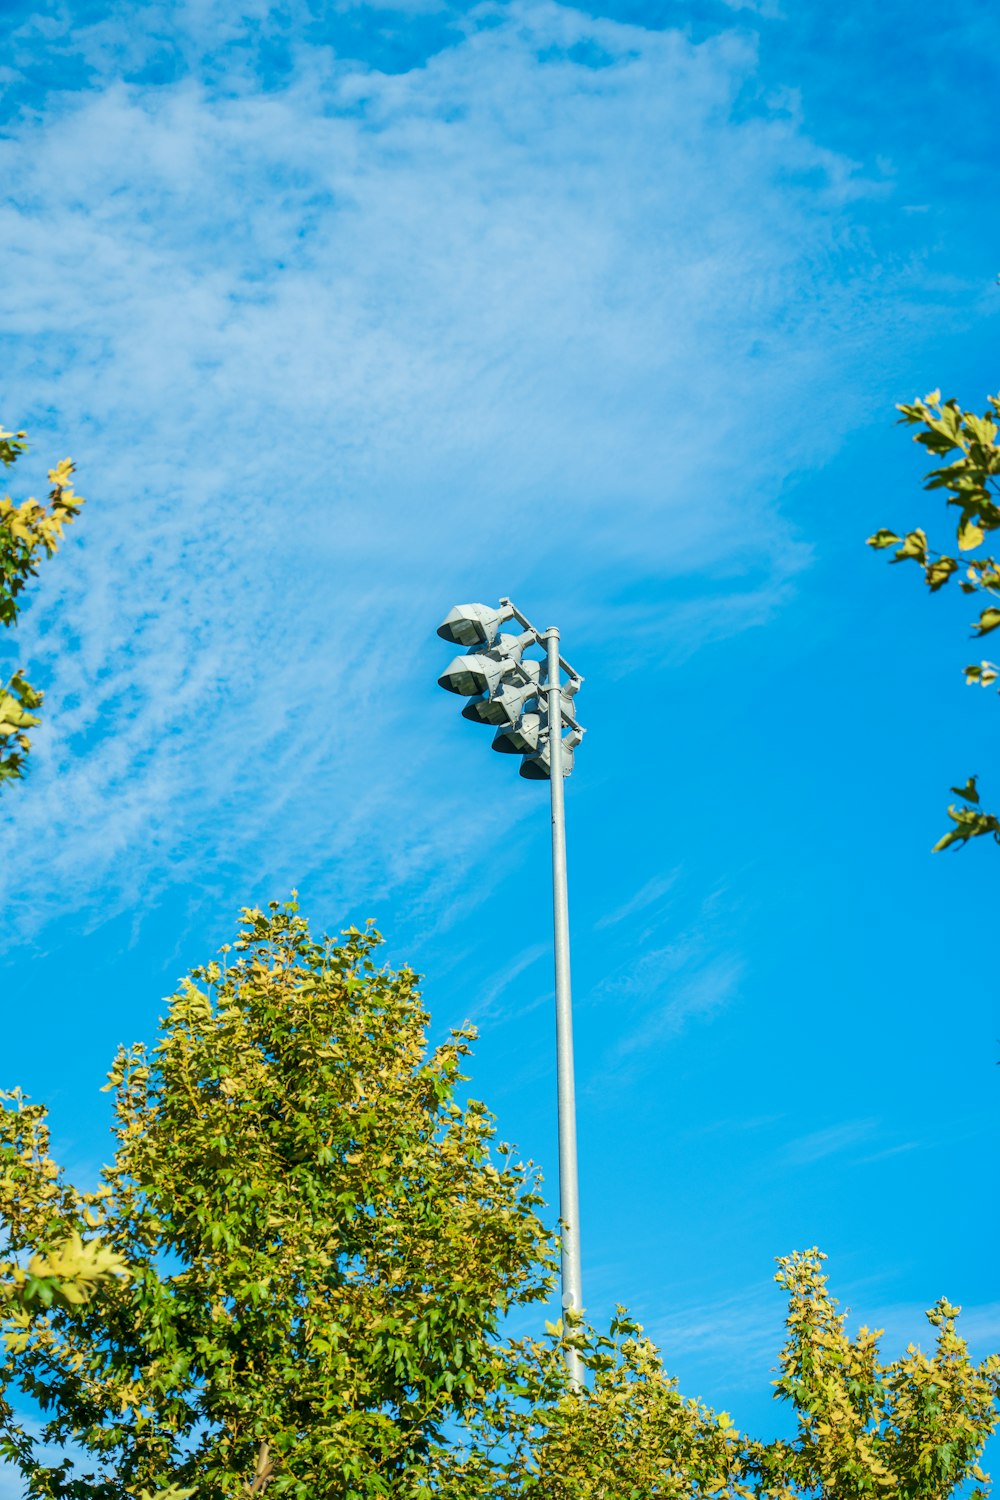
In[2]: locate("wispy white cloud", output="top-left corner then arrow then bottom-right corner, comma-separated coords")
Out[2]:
781,1118 -> 877,1166
778,1112 -> 979,1174
856,1140 -> 919,1165
685,1112 -> 784,1138
720,0 -> 784,17
645,1281 -> 785,1392
612,953 -> 744,1055
0,0 -> 915,943
464,940 -> 550,1029
595,870 -> 679,929
585,875 -> 746,1084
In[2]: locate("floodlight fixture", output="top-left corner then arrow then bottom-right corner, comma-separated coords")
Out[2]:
436,631 -> 534,698
460,692 -> 490,723
519,726 -> 583,780
492,710 -> 543,755
462,661 -> 543,726
437,601 -> 514,648
438,653 -> 510,698
434,597 -> 586,1390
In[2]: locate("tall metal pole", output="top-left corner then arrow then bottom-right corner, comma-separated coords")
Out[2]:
543,627 -> 583,1391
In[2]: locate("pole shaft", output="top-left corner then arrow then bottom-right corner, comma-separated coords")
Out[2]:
544,628 -> 583,1390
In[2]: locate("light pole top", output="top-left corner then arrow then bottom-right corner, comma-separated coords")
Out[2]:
436,597 -> 585,774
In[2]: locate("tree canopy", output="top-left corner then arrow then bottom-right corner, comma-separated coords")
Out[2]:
2,901 -> 996,1499
0,899 -> 555,1498
442,1247 -> 999,1500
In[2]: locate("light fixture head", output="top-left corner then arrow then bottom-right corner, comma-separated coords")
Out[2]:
460,692 -> 491,724
438,653 -> 508,697
461,660 -> 542,725
492,710 -> 543,755
437,602 -> 513,649
437,633 -> 534,698
519,729 -> 582,780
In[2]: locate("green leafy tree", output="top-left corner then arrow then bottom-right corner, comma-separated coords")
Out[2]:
515,1317 -> 748,1500
0,899 -> 555,1498
4,905 -> 995,1497
751,1248 -> 1000,1500
444,1250 -> 998,1500
867,391 -> 1000,849
0,423 -> 84,789
439,1311 -> 753,1500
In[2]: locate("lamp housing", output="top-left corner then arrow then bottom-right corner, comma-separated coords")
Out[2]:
437,632 -> 534,697
520,729 -> 583,780
437,602 -> 514,649
492,711 -> 543,755
462,660 -> 542,725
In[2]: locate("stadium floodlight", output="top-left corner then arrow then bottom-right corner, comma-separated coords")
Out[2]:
435,597 -> 585,1390
437,631 -> 534,697
461,660 -> 543,726
438,652 -> 511,698
464,663 -> 577,729
437,601 -> 514,648
520,726 -> 582,780
492,709 -> 543,755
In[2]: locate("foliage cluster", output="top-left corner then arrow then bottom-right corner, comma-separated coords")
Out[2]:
1,905 -> 997,1499
1,902 -> 554,1498
445,1250 -> 999,1500
0,425 -> 83,787
867,390 -> 1000,848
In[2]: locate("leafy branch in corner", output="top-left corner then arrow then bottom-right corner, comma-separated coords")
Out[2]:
0,424 -> 84,789
932,774 -> 1000,853
867,390 -> 1000,849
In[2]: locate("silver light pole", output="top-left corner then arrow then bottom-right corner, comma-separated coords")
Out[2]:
542,626 -> 583,1390
436,599 -> 585,1389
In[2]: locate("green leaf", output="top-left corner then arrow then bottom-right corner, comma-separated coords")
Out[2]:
892,529 -> 928,565
964,661 -> 999,687
866,529 -> 900,549
925,556 -> 958,591
933,802 -> 1000,851
973,606 -> 1000,636
958,518 -> 986,551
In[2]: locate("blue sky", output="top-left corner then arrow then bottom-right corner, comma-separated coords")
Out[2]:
2,0 -> 999,1481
